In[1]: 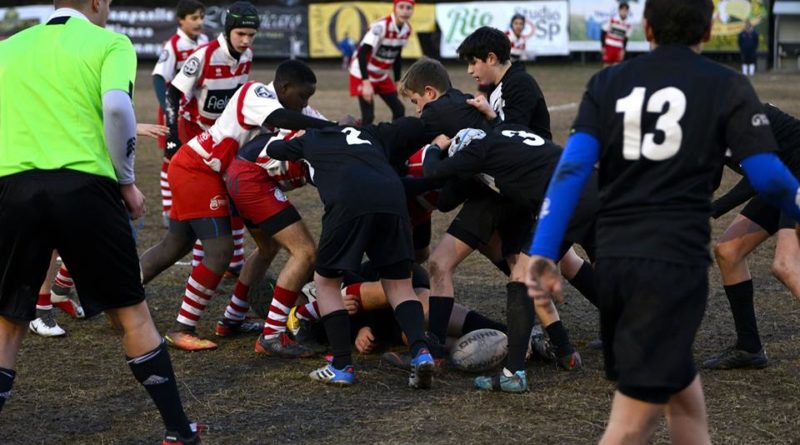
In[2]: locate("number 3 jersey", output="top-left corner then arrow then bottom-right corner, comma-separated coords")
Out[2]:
572,45 -> 778,265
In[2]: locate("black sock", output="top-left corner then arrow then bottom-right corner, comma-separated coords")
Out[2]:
321,310 -> 353,369
462,311 -> 507,334
545,320 -> 575,357
493,259 -> 511,277
724,280 -> 762,353
427,296 -> 454,344
505,281 -> 534,372
394,300 -> 428,356
568,261 -> 598,308
0,367 -> 16,412
127,340 -> 192,438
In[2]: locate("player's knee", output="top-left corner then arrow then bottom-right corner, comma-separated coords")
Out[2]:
203,243 -> 234,273
428,254 -> 452,281
771,257 -> 796,282
713,240 -> 742,266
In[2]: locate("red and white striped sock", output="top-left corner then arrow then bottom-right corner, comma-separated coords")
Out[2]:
262,286 -> 299,339
160,158 -> 172,215
176,262 -> 223,328
229,216 -> 245,270
223,280 -> 250,323
53,265 -> 74,290
191,241 -> 204,268
295,301 -> 320,322
36,293 -> 52,311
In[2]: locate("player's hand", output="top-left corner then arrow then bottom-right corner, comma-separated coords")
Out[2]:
338,114 -> 360,127
343,292 -> 361,315
432,134 -> 451,151
136,123 -> 170,140
526,255 -> 563,304
164,133 -> 182,160
360,80 -> 374,103
466,95 -> 497,121
120,183 -> 146,220
355,326 -> 376,354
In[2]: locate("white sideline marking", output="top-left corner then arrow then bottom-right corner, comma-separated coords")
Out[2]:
548,102 -> 578,112
175,261 -> 193,266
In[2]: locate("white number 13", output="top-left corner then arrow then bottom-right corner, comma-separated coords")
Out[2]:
616,86 -> 686,161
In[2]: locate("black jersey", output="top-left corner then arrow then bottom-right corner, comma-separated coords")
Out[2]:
765,103 -> 800,173
266,117 -> 427,228
423,124 -> 560,210
420,88 -> 491,140
572,45 -> 778,265
490,63 -> 551,139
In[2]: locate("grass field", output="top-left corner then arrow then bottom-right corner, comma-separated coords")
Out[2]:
3,60 -> 800,445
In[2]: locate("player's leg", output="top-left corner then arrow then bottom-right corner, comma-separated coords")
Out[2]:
29,251 -> 67,337
378,92 -> 405,121
358,96 -> 375,126
226,215 -> 247,277
160,157 -> 172,228
0,316 -> 26,412
599,392 -> 664,445
139,219 -> 197,284
50,261 -> 84,319
705,205 -> 772,369
427,233 -> 476,351
665,375 -> 711,445
770,223 -> 800,298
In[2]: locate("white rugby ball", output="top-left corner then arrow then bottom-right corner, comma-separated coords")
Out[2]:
450,329 -> 508,372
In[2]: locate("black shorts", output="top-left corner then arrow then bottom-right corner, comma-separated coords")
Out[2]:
740,196 -> 795,235
0,170 -> 145,321
316,213 -> 414,279
413,219 -> 432,251
447,192 -> 534,258
595,258 -> 707,403
342,262 -> 430,289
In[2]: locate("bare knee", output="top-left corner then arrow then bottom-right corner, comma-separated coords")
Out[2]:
771,258 -> 795,283
713,240 -> 743,269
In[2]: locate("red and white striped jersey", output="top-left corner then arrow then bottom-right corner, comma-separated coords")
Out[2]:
406,146 -> 439,211
505,30 -> 526,61
349,14 -> 411,82
254,82 -> 326,191
151,29 -> 209,84
171,34 -> 253,129
186,81 -> 281,174
602,15 -> 632,49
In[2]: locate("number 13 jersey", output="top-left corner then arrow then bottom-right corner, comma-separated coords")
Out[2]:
572,45 -> 778,265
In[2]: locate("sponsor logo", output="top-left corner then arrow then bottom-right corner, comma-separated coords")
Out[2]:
274,187 -> 288,202
457,330 -> 502,349
183,57 -> 200,76
142,375 -> 169,386
210,194 -> 227,210
751,113 -> 770,127
539,197 -> 550,219
203,87 -> 239,113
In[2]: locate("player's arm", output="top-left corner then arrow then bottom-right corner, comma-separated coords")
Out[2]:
740,153 -> 800,221
711,174 -> 756,219
422,136 -> 484,180
151,45 -> 176,110
265,134 -> 305,162
163,85 -> 184,158
262,109 -> 336,130
153,75 -> 167,110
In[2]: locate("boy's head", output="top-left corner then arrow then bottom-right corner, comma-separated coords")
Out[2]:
457,27 -> 511,87
176,0 -> 205,39
274,60 -> 317,112
511,14 -> 525,37
643,0 -> 713,46
55,0 -> 111,27
393,0 -> 415,25
618,2 -> 630,20
399,57 -> 452,114
224,1 -> 260,53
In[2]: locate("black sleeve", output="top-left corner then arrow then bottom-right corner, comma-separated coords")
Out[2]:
571,74 -> 604,140
725,75 -> 779,163
263,109 -> 336,130
394,47 -> 402,82
153,74 -> 167,110
423,142 -> 485,180
164,84 -> 183,137
502,76 -> 551,139
266,137 -> 305,161
358,44 -> 372,80
712,175 -> 756,219
374,117 -> 428,165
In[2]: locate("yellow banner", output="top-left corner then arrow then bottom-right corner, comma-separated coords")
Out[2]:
309,2 -> 435,58
707,0 -> 769,51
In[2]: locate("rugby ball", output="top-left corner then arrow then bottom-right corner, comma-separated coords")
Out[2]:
450,329 -> 508,372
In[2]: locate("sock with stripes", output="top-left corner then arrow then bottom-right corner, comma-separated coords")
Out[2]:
262,285 -> 299,339
53,265 -> 74,291
295,301 -> 320,321
160,158 -> 172,216
223,280 -> 250,323
175,262 -> 222,329
229,216 -> 245,271
191,241 -> 204,268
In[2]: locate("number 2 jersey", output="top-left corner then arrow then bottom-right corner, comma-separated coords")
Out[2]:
572,45 -> 778,265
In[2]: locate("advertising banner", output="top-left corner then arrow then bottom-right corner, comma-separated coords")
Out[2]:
0,5 -> 309,58
567,0 -> 647,52
308,2 -> 436,58
706,0 -> 769,51
436,1 -> 569,58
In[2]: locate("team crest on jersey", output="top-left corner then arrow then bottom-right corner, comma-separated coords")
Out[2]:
158,49 -> 169,63
183,57 -> 200,76
255,85 -> 272,99
209,194 -> 228,210
273,187 -> 288,202
751,113 -> 770,127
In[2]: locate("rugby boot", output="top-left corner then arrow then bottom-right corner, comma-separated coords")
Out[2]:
408,348 -> 435,389
163,422 -> 202,445
165,328 -> 218,351
702,347 -> 768,370
474,368 -> 528,393
255,332 -> 314,358
308,363 -> 355,386
292,318 -> 328,354
555,349 -> 583,371
29,310 -> 66,337
528,324 -> 556,361
214,317 -> 263,337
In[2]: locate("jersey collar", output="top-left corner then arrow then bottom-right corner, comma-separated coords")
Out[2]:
49,8 -> 90,22
177,28 -> 194,42
215,33 -> 239,64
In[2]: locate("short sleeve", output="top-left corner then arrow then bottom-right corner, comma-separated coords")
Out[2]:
361,21 -> 385,48
151,42 -> 177,82
101,35 -> 137,97
725,75 -> 778,163
571,74 -> 603,139
242,83 -> 284,127
170,48 -> 205,98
